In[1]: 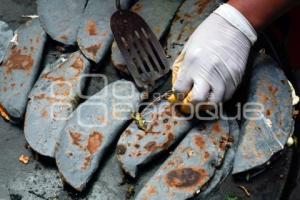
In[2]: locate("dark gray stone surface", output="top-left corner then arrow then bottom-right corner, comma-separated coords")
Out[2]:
0,0 -> 37,30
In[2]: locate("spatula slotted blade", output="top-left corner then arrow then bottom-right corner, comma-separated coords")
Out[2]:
111,10 -> 169,92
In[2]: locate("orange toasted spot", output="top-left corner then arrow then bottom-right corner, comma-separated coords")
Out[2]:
0,104 -> 10,121
87,132 -> 103,154
3,47 -> 34,75
87,20 -> 98,36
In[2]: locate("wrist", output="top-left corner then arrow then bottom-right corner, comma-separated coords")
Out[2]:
228,0 -> 264,30
228,0 -> 297,31
214,4 -> 257,44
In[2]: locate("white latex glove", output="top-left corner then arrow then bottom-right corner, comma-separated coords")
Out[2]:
172,4 -> 257,104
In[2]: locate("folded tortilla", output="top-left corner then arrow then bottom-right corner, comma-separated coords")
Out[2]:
55,80 -> 141,191
0,19 -> 47,122
24,51 -> 90,157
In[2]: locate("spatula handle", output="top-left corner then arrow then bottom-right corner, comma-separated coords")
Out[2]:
116,0 -> 122,10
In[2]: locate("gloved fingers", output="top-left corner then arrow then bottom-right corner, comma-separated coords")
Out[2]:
174,48 -> 216,103
208,78 -> 225,103
173,71 -> 193,101
216,63 -> 237,101
212,59 -> 237,101
209,88 -> 223,103
223,85 -> 237,101
205,45 -> 240,88
190,78 -> 211,104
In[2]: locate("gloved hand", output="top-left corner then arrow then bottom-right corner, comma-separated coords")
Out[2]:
172,4 -> 257,106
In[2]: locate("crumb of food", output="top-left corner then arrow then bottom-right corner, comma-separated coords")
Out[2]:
238,185 -> 251,197
10,33 -> 18,46
21,15 -> 39,19
288,81 -> 299,106
19,155 -> 30,164
0,104 -> 10,121
125,185 -> 135,199
131,112 -> 147,131
287,136 -> 296,147
225,196 -> 239,200
24,143 -> 30,149
168,94 -> 178,103
265,118 -> 272,128
187,149 -> 194,158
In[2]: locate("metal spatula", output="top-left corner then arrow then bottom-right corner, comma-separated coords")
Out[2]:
111,0 -> 170,93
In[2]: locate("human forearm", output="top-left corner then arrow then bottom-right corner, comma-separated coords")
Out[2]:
228,0 -> 298,30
